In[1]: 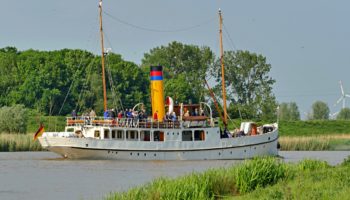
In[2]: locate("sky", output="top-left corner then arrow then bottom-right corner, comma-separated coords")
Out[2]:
1,0 -> 350,119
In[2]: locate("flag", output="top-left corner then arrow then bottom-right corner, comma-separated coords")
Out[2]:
33,124 -> 45,141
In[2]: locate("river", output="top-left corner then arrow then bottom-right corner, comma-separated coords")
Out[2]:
0,151 -> 349,200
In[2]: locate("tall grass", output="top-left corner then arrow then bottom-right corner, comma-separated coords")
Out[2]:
0,134 -> 42,151
106,157 -> 286,200
279,135 -> 350,150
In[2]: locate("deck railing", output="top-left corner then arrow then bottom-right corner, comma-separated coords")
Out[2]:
65,117 -> 204,129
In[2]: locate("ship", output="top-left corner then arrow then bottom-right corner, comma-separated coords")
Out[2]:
38,1 -> 278,160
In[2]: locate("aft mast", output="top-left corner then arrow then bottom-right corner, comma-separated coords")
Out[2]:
99,0 -> 108,111
219,9 -> 228,127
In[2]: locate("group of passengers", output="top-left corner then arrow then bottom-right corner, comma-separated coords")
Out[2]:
183,108 -> 205,117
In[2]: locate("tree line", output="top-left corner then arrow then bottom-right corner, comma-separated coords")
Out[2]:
278,101 -> 350,121
0,42 -> 277,121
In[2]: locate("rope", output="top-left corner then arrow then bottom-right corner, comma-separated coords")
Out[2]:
103,10 -> 215,33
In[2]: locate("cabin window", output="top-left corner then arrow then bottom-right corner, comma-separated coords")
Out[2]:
182,130 -> 192,141
126,130 -> 138,140
140,130 -> 151,141
111,130 -> 116,139
194,130 -> 205,141
117,130 -> 124,139
94,130 -> 100,138
104,129 -> 110,139
66,128 -> 74,132
153,131 -> 164,142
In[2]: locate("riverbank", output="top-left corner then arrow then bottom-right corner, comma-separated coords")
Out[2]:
105,156 -> 350,200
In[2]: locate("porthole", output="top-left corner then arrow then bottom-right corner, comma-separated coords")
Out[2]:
172,132 -> 174,135
268,137 -> 271,140
130,152 -> 132,155
154,153 -> 156,156
244,150 -> 246,153
144,153 -> 146,156
230,151 -> 232,154
137,153 -> 139,156
85,144 -> 88,147
218,152 -> 221,156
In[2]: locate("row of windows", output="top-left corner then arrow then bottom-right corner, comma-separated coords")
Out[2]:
94,129 -> 206,142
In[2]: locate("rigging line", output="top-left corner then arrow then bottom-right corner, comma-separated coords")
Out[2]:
58,51 -> 86,115
103,10 -> 216,33
223,23 -> 237,51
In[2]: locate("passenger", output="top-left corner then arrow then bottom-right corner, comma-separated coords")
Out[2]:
89,109 -> 96,119
103,110 -> 109,119
71,109 -> 77,119
194,108 -> 199,116
171,112 -> 177,122
117,111 -> 123,119
200,108 -> 205,116
184,110 -> 190,117
153,110 -> 158,121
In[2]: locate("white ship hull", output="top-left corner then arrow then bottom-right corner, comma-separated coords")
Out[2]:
39,126 -> 278,160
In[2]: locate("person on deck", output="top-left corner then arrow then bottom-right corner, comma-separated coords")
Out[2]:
153,110 -> 158,121
71,110 -> 77,119
89,109 -> 96,120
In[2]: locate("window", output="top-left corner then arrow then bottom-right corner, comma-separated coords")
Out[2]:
112,130 -> 116,139
94,130 -> 100,138
182,130 -> 192,141
153,131 -> 164,141
140,130 -> 151,141
117,130 -> 124,139
126,130 -> 138,140
104,129 -> 110,139
194,130 -> 205,141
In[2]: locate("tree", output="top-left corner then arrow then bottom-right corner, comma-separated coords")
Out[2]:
310,101 -> 329,120
336,108 -> 350,120
212,50 -> 277,120
141,41 -> 215,103
278,102 -> 300,121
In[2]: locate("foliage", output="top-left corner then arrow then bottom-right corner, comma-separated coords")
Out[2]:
336,107 -> 350,120
0,104 -> 28,133
278,102 -> 300,121
141,41 -> 215,104
310,101 -> 329,120
0,47 -> 148,115
211,50 -> 277,121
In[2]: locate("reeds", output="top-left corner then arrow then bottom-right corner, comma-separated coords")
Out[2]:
279,134 -> 350,151
0,134 -> 42,152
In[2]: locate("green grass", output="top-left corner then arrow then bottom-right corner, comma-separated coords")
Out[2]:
278,120 -> 350,136
105,157 -> 350,200
0,134 -> 42,151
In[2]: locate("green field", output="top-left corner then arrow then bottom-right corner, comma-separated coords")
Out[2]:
105,157 -> 350,200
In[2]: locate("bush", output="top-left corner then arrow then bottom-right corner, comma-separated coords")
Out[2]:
0,104 -> 28,134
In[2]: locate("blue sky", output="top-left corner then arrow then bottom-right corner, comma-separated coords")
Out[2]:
1,0 -> 350,119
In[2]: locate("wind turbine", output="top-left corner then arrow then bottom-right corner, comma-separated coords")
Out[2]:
334,80 -> 350,109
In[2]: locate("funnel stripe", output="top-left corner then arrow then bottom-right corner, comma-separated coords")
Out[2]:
151,76 -> 163,80
150,71 -> 162,76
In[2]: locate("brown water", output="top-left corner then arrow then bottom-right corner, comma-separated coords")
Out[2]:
0,151 -> 349,200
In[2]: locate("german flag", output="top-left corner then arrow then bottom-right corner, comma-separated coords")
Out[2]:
33,124 -> 45,141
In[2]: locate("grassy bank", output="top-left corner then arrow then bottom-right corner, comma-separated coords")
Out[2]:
105,157 -> 350,200
279,134 -> 350,151
278,120 -> 350,136
0,134 -> 42,151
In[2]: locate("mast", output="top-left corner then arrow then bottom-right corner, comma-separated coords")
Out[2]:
99,0 -> 108,111
219,9 -> 228,127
